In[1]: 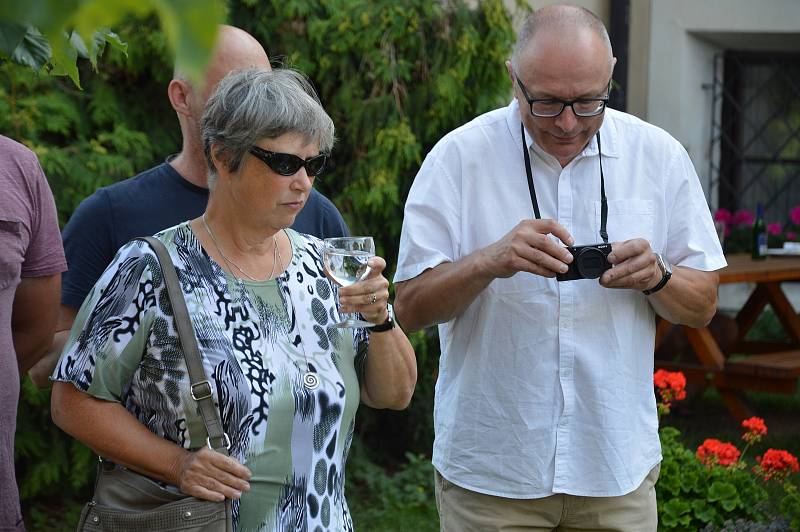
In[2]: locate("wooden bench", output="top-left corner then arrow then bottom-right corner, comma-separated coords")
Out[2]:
655,254 -> 800,420
723,351 -> 800,395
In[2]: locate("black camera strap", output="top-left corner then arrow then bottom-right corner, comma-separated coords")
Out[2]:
521,122 -> 609,243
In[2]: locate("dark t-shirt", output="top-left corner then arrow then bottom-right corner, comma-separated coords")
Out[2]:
61,162 -> 348,309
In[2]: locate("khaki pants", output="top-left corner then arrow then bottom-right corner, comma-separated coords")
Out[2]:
435,465 -> 660,532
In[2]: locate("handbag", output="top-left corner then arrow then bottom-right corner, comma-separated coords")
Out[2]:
76,236 -> 233,532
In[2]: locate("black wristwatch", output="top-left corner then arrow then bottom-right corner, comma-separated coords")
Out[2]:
370,303 -> 396,332
643,253 -> 672,296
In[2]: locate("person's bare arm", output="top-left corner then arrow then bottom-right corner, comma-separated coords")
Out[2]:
51,382 -> 252,501
335,257 -> 417,409
395,219 -> 574,332
28,304 -> 77,387
360,325 -> 417,409
601,238 -> 719,327
13,274 -> 61,374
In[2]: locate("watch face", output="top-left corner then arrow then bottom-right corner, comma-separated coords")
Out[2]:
657,253 -> 672,275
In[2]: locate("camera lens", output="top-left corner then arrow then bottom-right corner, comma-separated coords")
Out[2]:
576,247 -> 606,279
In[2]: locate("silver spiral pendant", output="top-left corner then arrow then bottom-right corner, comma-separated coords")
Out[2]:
303,371 -> 320,390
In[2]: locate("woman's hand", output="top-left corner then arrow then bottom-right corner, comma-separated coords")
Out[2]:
173,447 -> 252,502
337,256 -> 390,324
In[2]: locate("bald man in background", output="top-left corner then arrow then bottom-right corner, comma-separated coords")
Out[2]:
29,25 -> 348,386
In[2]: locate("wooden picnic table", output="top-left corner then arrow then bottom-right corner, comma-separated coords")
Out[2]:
655,253 -> 800,420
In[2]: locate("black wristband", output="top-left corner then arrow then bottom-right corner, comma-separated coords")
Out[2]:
643,271 -> 672,295
370,315 -> 395,332
370,303 -> 396,332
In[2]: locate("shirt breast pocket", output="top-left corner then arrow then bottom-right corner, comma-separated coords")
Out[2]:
0,218 -> 24,290
596,199 -> 655,246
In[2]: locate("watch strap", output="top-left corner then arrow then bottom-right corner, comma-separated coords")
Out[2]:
370,304 -> 395,332
370,317 -> 395,332
643,266 -> 672,296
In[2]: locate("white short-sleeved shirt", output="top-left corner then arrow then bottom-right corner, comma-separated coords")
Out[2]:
394,101 -> 726,498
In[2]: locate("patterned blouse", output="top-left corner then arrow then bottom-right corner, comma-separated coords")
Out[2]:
54,223 -> 368,531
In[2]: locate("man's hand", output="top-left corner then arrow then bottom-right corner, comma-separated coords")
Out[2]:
394,218 -> 574,331
601,238 -> 662,291
480,219 -> 574,279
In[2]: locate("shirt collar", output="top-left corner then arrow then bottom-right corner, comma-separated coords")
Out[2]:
506,99 -> 620,162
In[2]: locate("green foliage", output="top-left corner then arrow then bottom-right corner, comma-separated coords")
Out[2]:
14,379 -> 93,530
230,0 -> 521,461
779,483 -> 800,530
0,0 -> 223,86
347,438 -> 438,531
657,426 -> 770,530
0,16 -> 178,224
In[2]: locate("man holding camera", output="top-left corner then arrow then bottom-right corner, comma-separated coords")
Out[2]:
394,5 -> 724,530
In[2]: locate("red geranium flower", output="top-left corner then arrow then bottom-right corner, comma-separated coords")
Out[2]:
653,369 -> 686,406
755,449 -> 800,482
767,223 -> 782,236
741,416 -> 768,445
697,438 -> 741,467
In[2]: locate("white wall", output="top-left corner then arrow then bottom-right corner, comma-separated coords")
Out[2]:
643,0 -> 800,196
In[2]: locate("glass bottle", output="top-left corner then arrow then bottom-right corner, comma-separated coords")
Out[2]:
752,203 -> 767,260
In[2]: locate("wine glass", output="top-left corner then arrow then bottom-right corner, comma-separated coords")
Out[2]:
323,236 -> 376,328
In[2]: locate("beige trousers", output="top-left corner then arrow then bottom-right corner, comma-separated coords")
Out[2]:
435,465 -> 660,532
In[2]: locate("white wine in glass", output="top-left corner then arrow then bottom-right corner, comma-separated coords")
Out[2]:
323,237 -> 375,328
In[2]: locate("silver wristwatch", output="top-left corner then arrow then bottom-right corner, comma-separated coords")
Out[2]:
643,253 -> 672,295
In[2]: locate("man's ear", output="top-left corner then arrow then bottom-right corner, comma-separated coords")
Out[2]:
167,79 -> 193,117
505,60 -> 515,84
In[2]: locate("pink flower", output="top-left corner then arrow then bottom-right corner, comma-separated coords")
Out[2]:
714,208 -> 732,224
787,231 -> 798,241
768,223 -> 783,236
790,206 -> 800,226
733,210 -> 755,226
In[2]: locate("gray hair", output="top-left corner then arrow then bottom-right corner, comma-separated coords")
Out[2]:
511,6 -> 613,73
202,67 -> 335,186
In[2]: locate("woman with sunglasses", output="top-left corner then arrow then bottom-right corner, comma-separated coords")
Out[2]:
51,68 -> 417,530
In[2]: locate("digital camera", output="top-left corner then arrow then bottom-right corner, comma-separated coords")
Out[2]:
556,243 -> 613,281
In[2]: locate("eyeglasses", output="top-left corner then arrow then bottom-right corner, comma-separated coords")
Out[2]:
248,146 -> 328,177
516,77 -> 610,118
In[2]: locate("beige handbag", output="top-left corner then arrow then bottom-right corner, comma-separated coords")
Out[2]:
76,237 -> 233,532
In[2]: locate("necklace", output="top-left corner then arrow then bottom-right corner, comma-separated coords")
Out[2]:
200,217 -> 318,390
202,213 -> 279,282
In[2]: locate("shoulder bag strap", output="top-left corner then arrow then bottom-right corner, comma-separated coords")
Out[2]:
137,236 -> 230,456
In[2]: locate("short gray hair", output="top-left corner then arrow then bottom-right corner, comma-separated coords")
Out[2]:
202,68 -> 335,186
511,6 -> 613,73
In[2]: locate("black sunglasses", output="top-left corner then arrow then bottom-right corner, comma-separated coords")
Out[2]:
248,146 -> 328,177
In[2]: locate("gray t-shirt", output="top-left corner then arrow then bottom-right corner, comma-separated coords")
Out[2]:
0,135 -> 66,530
